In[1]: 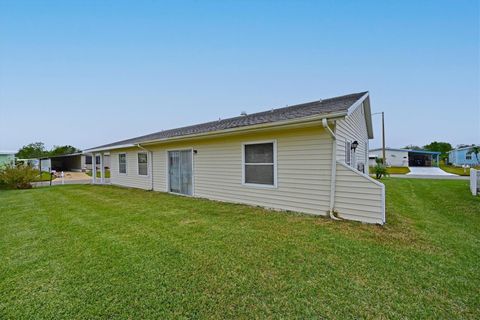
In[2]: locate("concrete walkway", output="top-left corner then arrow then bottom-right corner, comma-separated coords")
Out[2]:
33,172 -> 111,187
407,167 -> 457,176
390,174 -> 468,180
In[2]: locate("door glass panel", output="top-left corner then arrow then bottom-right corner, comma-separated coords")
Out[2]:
169,150 -> 192,195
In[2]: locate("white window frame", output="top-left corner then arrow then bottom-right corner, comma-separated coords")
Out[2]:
345,140 -> 352,166
137,152 -> 149,176
241,140 -> 277,189
118,153 -> 127,175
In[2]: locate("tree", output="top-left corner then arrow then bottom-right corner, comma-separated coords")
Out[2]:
373,163 -> 388,179
404,145 -> 422,150
16,142 -> 48,159
15,142 -> 81,159
423,141 -> 452,159
49,145 -> 81,156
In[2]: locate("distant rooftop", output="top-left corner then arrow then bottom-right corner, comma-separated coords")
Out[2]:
370,147 -> 441,154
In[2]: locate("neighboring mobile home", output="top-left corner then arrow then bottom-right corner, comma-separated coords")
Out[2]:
448,145 -> 480,166
0,151 -> 15,167
86,92 -> 385,224
369,148 -> 440,167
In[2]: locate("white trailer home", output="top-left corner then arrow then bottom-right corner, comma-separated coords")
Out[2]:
86,92 -> 385,224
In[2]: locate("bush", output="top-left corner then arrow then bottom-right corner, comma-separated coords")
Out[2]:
373,164 -> 389,179
0,164 -> 39,189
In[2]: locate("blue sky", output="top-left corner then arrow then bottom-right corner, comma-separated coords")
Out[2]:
0,0 -> 478,151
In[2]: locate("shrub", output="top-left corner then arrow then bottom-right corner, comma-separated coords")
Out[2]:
373,164 -> 389,179
0,164 -> 39,189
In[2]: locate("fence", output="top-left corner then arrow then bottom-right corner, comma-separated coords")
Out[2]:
470,168 -> 480,196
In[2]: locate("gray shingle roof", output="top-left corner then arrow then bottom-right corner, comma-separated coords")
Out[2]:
90,91 -> 367,150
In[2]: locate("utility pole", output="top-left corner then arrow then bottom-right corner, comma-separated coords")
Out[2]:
381,112 -> 386,164
372,112 -> 386,164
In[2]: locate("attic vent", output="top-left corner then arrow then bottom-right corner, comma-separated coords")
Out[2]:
240,111 -> 247,116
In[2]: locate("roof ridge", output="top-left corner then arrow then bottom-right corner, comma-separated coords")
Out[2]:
87,91 -> 368,150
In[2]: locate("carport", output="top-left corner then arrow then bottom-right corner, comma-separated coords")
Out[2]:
47,153 -> 85,172
408,150 -> 440,167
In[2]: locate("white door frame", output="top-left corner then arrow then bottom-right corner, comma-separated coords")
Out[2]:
166,148 -> 194,196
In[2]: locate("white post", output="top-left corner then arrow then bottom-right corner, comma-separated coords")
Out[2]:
92,153 -> 97,184
471,169 -> 478,196
100,153 -> 105,184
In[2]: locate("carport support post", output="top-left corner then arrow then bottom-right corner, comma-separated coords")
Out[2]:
92,153 -> 97,184
100,153 -> 105,184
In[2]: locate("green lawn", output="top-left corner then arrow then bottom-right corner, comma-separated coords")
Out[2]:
440,163 -> 479,176
86,169 -> 111,178
0,180 -> 479,318
34,171 -> 55,182
369,166 -> 410,175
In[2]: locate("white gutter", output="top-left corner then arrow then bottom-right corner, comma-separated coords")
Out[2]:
83,144 -> 136,153
322,118 -> 341,221
137,144 -> 154,191
84,111 -> 348,153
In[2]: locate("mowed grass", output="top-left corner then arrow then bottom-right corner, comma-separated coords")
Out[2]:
370,166 -> 410,175
0,179 -> 479,319
386,166 -> 410,174
440,163 -> 480,176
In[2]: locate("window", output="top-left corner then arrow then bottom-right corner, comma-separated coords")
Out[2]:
466,153 -> 472,160
138,153 -> 148,176
345,141 -> 351,165
243,142 -> 276,186
119,153 -> 127,174
85,155 -> 92,165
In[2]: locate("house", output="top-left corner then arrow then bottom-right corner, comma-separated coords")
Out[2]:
368,154 -> 378,167
369,148 -> 440,167
448,145 -> 480,166
85,92 -> 385,224
0,151 -> 15,167
16,158 -> 51,172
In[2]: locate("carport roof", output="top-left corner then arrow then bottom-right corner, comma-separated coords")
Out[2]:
370,147 -> 440,154
40,152 -> 84,160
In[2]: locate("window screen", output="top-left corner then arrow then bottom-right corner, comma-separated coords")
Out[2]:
119,154 -> 127,174
345,141 -> 351,165
244,142 -> 275,185
138,153 -> 148,176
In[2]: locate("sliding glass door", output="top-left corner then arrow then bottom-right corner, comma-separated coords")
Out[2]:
168,150 -> 193,196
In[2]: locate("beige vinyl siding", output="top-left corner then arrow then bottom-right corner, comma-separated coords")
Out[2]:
110,150 -> 152,190
149,126 -> 332,215
335,102 -> 369,169
106,122 -> 385,224
335,161 -> 385,224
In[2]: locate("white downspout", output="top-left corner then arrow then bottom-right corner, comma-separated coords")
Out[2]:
137,144 -> 154,191
322,118 -> 341,221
